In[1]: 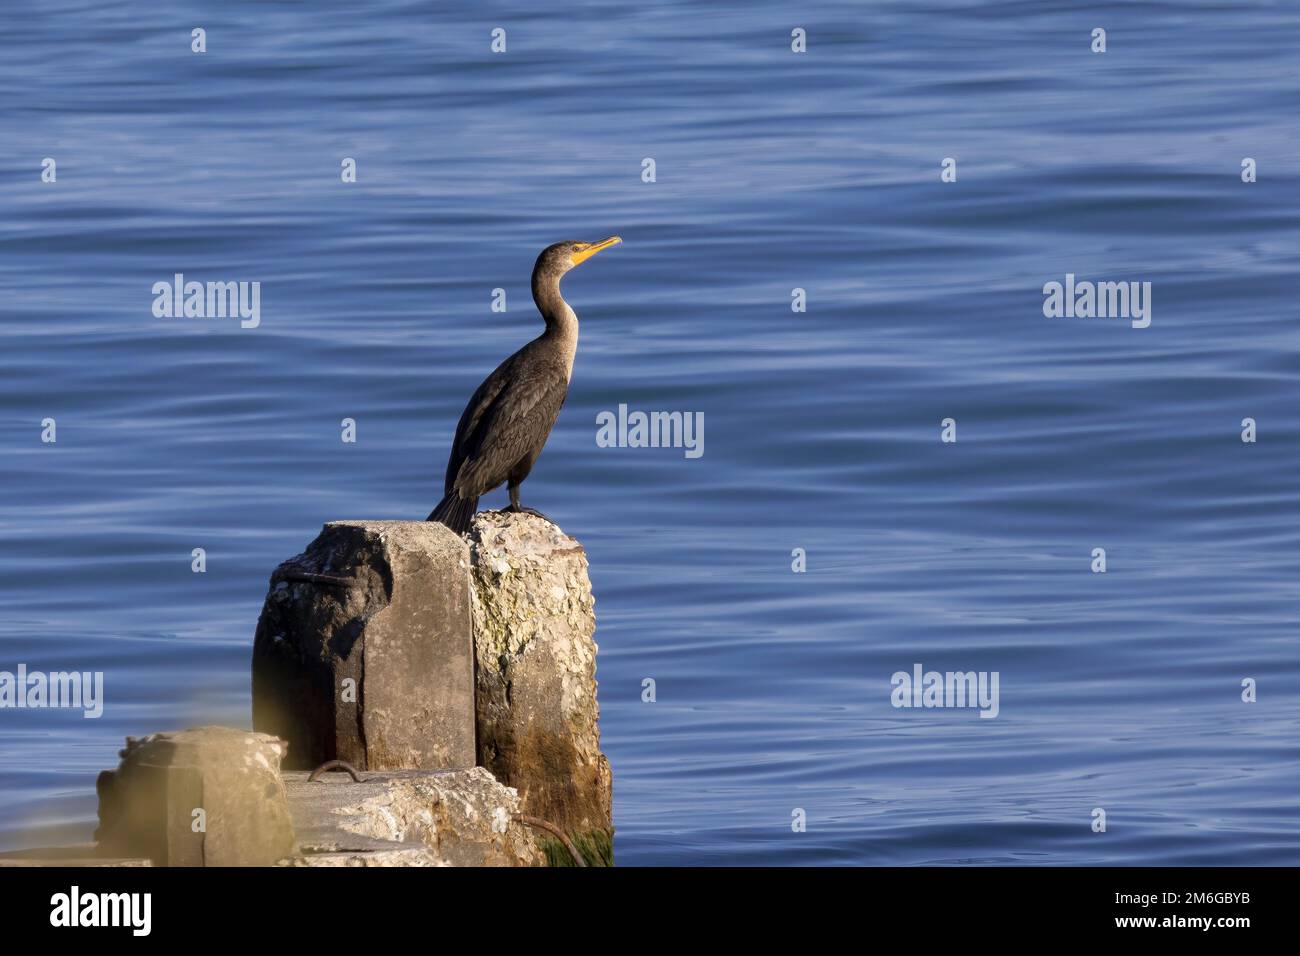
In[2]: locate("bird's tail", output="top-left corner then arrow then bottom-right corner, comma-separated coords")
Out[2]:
427,492 -> 479,535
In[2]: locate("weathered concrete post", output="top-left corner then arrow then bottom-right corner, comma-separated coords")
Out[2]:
94,727 -> 294,866
469,512 -> 613,865
37,516 -> 611,868
249,513 -> 613,865
251,521 -> 476,771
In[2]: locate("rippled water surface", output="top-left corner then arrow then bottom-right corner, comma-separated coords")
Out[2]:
2,1 -> 1299,864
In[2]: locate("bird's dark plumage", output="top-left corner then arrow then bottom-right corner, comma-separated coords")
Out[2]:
428,236 -> 621,533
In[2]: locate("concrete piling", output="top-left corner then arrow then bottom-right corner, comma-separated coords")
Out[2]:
251,520 -> 477,771
68,512 -> 611,867
93,727 -> 294,867
469,512 -> 613,864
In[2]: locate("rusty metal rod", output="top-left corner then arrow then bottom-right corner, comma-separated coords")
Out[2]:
517,815 -> 587,867
308,759 -> 364,783
277,571 -> 361,588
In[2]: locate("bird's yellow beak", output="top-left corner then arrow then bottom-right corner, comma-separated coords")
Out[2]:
570,236 -> 622,266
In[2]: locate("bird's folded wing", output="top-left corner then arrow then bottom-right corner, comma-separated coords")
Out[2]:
453,365 -> 569,494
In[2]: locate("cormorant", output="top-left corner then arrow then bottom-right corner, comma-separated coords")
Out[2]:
428,236 -> 622,533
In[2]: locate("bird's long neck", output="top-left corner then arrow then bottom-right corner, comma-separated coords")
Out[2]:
532,268 -> 579,379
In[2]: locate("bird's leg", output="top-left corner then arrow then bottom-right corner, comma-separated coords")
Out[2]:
507,484 -> 552,522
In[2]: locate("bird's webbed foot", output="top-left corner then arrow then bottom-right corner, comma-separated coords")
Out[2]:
506,504 -> 554,523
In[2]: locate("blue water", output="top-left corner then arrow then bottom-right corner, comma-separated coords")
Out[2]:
2,0 -> 1299,865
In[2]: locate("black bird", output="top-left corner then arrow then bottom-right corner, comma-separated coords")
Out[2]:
428,236 -> 622,533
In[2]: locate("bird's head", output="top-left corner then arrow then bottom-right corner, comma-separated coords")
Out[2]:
535,236 -> 623,279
